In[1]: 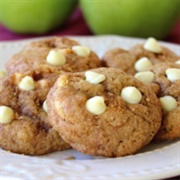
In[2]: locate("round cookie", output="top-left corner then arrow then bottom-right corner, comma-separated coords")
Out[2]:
6,37 -> 102,75
46,67 -> 162,157
102,48 -> 137,75
150,62 -> 180,141
102,38 -> 180,75
0,66 -> 71,155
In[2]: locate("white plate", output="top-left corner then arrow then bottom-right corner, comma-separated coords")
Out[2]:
0,35 -> 180,180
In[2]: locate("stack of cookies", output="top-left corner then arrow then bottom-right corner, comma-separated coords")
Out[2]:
102,37 -> 180,142
0,37 -> 101,155
0,37 -> 179,157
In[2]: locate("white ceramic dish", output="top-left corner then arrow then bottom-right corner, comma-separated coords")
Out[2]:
0,35 -> 180,180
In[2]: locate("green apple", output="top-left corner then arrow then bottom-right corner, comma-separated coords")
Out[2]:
80,0 -> 180,39
0,0 -> 77,34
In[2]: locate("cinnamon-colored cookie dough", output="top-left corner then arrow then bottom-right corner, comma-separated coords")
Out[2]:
151,62 -> 180,141
47,67 -> 162,157
102,38 -> 179,75
0,66 -> 71,155
6,37 -> 102,75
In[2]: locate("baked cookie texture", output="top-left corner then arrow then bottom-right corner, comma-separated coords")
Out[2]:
6,37 -> 102,75
151,62 -> 180,141
24,36 -> 78,49
47,67 -> 162,157
102,38 -> 180,75
0,66 -> 71,155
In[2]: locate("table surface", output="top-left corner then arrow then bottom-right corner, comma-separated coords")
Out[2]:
0,8 -> 179,180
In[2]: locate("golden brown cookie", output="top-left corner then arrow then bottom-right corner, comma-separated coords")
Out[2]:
102,48 -> 137,75
150,62 -> 180,141
6,37 -> 102,75
46,67 -> 162,157
102,38 -> 180,75
0,66 -> 71,155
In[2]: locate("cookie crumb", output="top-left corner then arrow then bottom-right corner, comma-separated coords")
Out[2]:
64,156 -> 75,160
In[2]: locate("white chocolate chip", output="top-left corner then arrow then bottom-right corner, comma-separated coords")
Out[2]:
135,71 -> 155,84
121,86 -> 142,104
86,96 -> 106,115
144,37 -> 162,53
85,71 -> 106,84
46,50 -> 66,66
43,100 -> 48,112
0,70 -> 6,78
0,106 -> 14,124
175,60 -> 180,64
159,96 -> 177,111
165,68 -> 180,82
18,76 -> 35,91
72,45 -> 90,57
134,57 -> 153,72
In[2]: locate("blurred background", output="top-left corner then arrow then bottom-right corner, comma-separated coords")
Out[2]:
0,0 -> 180,44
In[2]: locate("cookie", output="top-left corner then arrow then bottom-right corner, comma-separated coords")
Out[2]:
102,37 -> 180,75
102,48 -> 137,75
6,37 -> 102,75
150,62 -> 180,141
46,67 -> 162,157
0,66 -> 71,155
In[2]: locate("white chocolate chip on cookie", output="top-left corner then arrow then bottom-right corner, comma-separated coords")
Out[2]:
135,71 -> 155,84
43,100 -> 48,112
159,96 -> 177,111
175,60 -> 180,64
0,106 -> 14,124
0,70 -> 6,78
18,76 -> 35,91
72,46 -> 90,57
165,68 -> 180,82
46,50 -> 66,66
144,37 -> 162,53
86,96 -> 106,115
134,57 -> 153,72
85,71 -> 106,84
121,86 -> 142,104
